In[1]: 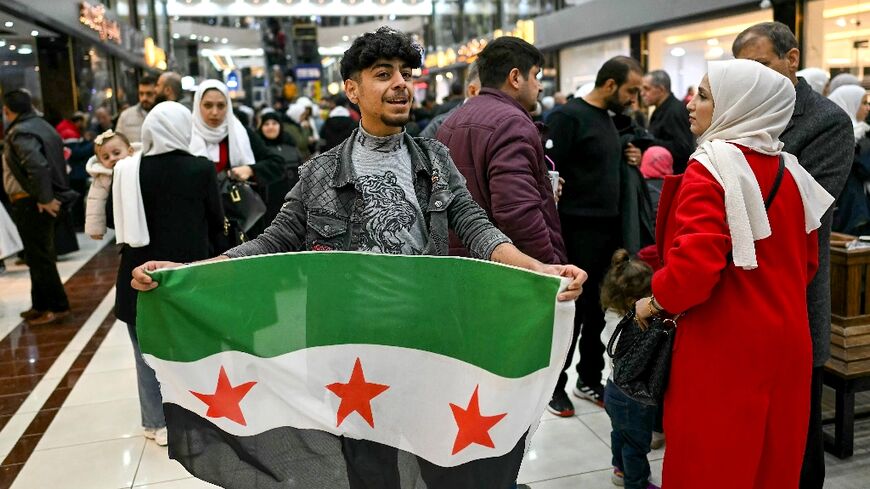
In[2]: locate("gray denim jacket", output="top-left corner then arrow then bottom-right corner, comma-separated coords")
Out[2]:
225,129 -> 510,259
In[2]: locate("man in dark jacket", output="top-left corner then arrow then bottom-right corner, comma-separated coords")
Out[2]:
437,38 -> 567,423
641,70 -> 694,174
319,95 -> 358,151
733,22 -> 853,489
2,89 -> 71,325
546,56 -> 644,412
437,38 -> 566,267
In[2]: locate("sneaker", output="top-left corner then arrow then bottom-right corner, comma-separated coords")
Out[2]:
145,427 -> 168,446
611,467 -> 625,486
547,390 -> 575,417
572,380 -> 604,406
651,430 -> 665,450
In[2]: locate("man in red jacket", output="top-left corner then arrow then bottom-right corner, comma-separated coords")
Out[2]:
436,37 -> 569,414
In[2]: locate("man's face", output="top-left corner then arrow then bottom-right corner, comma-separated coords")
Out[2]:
95,108 -> 111,128
138,83 -> 157,111
641,75 -> 667,107
344,58 -> 413,136
604,70 -> 643,113
518,66 -> 543,113
734,35 -> 798,82
154,74 -> 174,104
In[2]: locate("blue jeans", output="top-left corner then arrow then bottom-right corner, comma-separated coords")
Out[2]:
604,380 -> 655,489
126,322 -> 166,429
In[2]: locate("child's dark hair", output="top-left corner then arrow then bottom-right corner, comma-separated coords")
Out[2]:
600,249 -> 653,315
339,27 -> 423,81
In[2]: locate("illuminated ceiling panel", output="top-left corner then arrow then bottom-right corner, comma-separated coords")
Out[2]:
167,0 -> 431,17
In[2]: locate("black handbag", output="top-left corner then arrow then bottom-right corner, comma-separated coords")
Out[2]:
607,311 -> 677,406
217,172 -> 266,233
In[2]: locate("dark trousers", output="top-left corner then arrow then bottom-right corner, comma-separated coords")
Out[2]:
605,380 -> 655,489
11,198 -> 69,312
800,366 -> 825,489
555,214 -> 622,393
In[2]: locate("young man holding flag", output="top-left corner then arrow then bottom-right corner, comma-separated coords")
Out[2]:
132,27 -> 585,488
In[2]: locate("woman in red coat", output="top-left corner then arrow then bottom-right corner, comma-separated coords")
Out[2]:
633,59 -> 835,488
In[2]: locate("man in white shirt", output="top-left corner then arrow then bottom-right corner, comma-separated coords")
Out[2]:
115,75 -> 157,143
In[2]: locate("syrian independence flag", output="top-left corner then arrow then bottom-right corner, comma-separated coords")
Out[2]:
137,252 -> 574,489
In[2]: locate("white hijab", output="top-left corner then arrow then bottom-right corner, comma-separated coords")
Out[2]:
828,85 -> 870,140
797,68 -> 829,95
691,59 -> 834,270
112,102 -> 193,247
190,80 -> 255,168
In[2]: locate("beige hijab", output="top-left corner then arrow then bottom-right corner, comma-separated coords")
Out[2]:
690,59 -> 834,270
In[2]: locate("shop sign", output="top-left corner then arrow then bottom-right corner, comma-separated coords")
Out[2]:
424,19 -> 534,69
294,64 -> 322,81
79,1 -> 122,44
144,37 -> 167,70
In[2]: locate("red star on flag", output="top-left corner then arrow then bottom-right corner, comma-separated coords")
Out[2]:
326,357 -> 390,428
190,366 -> 257,426
449,385 -> 507,455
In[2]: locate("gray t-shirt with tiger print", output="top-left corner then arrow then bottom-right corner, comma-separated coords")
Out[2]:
350,125 -> 427,255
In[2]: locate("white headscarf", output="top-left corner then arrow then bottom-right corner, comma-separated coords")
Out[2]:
829,85 -> 870,140
797,68 -> 830,95
829,73 -> 861,94
190,80 -> 255,168
112,102 -> 193,247
690,59 -> 834,270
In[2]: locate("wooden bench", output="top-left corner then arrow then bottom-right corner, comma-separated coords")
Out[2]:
826,238 -> 870,458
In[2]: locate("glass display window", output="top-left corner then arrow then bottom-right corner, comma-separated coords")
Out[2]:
805,0 -> 870,82
647,8 -> 772,100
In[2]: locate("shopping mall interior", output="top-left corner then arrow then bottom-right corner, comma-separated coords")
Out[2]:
2,0 -> 870,487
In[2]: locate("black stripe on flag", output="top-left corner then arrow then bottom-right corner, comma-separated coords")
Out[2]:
164,403 -> 528,489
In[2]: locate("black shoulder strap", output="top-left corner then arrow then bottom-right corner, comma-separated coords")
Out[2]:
765,154 -> 786,210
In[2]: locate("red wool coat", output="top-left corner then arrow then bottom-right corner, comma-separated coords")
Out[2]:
653,146 -> 818,489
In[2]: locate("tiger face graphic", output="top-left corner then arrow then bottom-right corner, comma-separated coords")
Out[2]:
355,171 -> 421,255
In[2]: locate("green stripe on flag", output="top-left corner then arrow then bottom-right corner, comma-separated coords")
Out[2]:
136,252 -> 560,378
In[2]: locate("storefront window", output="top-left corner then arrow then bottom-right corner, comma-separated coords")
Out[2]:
805,0 -> 870,81
114,0 -> 132,26
73,41 -> 114,113
115,60 -> 139,111
503,0 -> 554,27
137,0 -> 156,40
0,33 -> 44,113
647,8 -> 772,101
558,36 -> 630,95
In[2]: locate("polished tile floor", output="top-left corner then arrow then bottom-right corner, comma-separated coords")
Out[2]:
0,234 -> 868,488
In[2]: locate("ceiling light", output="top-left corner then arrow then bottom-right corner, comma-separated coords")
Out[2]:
19,46 -> 32,55
836,17 -> 848,28
190,34 -> 197,40
705,46 -> 724,59
31,30 -> 39,37
9,44 -> 16,51
0,41 -> 6,47
706,38 -> 718,46
4,21 -> 13,28
203,36 -> 210,42
173,33 -> 180,39
670,47 -> 686,57
221,38 -> 229,44
342,35 -> 349,41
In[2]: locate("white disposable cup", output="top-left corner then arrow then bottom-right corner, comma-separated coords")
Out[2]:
548,170 -> 559,197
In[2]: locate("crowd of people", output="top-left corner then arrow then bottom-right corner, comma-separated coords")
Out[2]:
0,19 -> 861,489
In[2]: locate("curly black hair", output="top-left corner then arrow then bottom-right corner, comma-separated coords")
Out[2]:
340,27 -> 423,81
